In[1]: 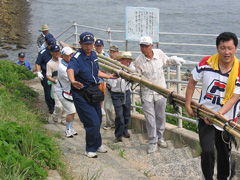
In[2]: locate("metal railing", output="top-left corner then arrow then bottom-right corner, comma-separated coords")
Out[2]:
55,21 -> 237,129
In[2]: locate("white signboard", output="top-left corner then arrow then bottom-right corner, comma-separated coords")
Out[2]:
126,6 -> 159,42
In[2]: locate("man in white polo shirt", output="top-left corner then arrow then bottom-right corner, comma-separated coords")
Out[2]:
135,36 -> 186,154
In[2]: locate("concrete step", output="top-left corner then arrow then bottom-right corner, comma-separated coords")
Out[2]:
45,122 -> 149,180
99,126 -> 204,179
147,157 -> 202,179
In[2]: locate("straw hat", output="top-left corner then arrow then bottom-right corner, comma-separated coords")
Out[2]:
40,24 -> 50,32
115,51 -> 135,61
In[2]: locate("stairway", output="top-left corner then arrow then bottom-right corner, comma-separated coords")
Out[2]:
101,128 -> 203,180
28,77 -> 240,180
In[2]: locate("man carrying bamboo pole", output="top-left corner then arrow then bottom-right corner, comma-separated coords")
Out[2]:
185,32 -> 240,180
135,36 -> 186,154
67,32 -> 118,158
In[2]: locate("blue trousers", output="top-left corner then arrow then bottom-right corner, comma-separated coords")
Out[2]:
41,71 -> 55,114
111,90 -> 131,139
72,90 -> 102,152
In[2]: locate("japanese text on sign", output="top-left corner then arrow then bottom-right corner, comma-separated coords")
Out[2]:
126,7 -> 159,42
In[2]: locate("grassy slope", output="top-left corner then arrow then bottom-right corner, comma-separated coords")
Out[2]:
0,60 -> 65,179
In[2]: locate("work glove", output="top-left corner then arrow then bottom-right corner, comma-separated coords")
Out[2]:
171,56 -> 186,66
37,71 -> 44,81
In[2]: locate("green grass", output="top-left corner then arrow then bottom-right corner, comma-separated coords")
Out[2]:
0,60 -> 65,179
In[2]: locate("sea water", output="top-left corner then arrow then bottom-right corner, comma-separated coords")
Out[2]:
4,0 -> 240,66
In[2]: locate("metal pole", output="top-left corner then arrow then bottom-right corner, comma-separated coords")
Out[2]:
73,21 -> 78,46
177,64 -> 183,128
167,67 -> 170,89
107,28 -> 112,47
132,90 -> 136,113
125,40 -> 128,51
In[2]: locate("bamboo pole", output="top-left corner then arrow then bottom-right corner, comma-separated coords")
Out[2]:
99,62 -> 240,138
97,54 -> 135,73
98,57 -> 121,70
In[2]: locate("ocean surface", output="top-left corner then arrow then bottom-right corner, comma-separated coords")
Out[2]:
3,0 -> 240,67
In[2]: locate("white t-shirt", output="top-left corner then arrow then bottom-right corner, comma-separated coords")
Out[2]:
56,59 -> 71,98
192,56 -> 240,130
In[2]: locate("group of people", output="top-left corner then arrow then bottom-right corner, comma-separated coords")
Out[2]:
17,23 -> 240,179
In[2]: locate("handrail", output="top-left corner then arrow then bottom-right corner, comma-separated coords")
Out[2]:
55,24 -> 73,39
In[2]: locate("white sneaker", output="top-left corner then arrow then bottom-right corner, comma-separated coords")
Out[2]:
158,139 -> 168,148
147,143 -> 158,154
84,151 -> 98,158
48,114 -> 53,122
65,129 -> 73,138
103,126 -> 111,130
52,114 -> 58,123
101,108 -> 106,115
97,145 -> 108,153
70,128 -> 78,135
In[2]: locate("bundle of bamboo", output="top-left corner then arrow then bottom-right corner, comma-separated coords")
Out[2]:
59,41 -> 240,139
98,57 -> 240,139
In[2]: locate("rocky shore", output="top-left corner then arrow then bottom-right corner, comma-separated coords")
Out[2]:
0,0 -> 30,58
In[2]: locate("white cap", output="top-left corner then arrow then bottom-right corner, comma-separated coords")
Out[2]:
139,36 -> 153,46
61,46 -> 74,55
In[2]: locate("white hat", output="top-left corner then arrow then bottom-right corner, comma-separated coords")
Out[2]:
61,46 -> 74,55
139,36 -> 153,46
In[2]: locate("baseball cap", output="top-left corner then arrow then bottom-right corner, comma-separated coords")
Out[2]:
61,46 -> 74,55
80,32 -> 94,44
95,39 -> 104,46
46,37 -> 56,45
50,45 -> 60,52
45,33 -> 54,41
18,52 -> 25,58
139,36 -> 153,46
109,45 -> 119,52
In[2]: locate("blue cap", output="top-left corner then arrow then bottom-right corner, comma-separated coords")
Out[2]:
45,33 -> 54,41
46,38 -> 56,45
95,39 -> 104,46
80,32 -> 94,43
18,52 -> 25,58
50,45 -> 60,52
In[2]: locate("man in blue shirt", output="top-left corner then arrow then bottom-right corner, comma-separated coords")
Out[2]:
67,32 -> 118,158
16,52 -> 32,71
35,37 -> 56,115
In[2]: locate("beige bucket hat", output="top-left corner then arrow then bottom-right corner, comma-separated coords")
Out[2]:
115,51 -> 135,61
40,24 -> 50,32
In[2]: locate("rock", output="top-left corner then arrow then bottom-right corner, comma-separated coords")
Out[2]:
47,170 -> 62,180
0,53 -> 9,58
16,44 -> 27,49
2,46 -> 12,50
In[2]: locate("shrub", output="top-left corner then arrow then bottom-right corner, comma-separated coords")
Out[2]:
0,60 -> 37,99
0,122 -> 62,179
